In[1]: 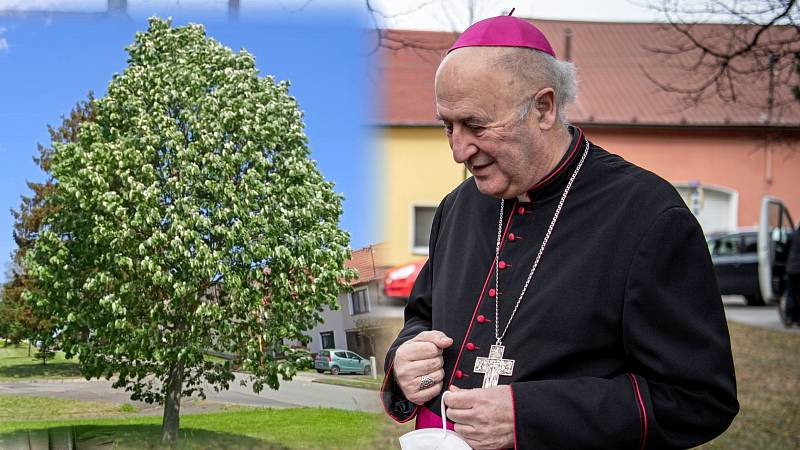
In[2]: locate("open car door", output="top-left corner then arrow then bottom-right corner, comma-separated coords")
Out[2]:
758,196 -> 795,304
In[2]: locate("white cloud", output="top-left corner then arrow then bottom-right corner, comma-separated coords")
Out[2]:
0,26 -> 7,53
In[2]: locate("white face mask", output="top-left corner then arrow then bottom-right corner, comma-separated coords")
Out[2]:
398,391 -> 473,450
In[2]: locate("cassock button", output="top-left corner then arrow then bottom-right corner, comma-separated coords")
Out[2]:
508,233 -> 515,242
466,343 -> 476,351
488,288 -> 496,298
477,315 -> 486,323
455,370 -> 463,379
498,261 -> 507,270
517,206 -> 525,215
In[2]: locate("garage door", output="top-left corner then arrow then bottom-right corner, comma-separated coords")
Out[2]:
674,184 -> 737,235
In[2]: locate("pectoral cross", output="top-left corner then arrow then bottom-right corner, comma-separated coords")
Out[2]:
473,344 -> 515,388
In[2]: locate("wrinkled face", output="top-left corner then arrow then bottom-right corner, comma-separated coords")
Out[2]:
435,48 -> 552,199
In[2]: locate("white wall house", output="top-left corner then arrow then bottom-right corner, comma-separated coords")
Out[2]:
301,244 -> 399,368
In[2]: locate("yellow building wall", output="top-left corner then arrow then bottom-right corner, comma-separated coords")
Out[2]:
380,126 -> 463,266
379,125 -> 800,268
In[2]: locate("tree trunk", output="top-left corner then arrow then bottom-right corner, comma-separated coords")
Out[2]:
160,361 -> 184,445
27,340 -> 31,356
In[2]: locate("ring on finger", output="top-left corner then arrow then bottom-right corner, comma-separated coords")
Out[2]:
418,374 -> 436,391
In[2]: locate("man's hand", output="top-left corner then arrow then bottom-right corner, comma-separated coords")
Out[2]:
393,330 -> 453,405
445,385 -> 515,450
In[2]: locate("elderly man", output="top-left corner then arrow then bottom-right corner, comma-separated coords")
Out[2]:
380,14 -> 738,450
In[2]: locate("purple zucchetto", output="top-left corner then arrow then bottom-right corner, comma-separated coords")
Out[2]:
448,11 -> 556,58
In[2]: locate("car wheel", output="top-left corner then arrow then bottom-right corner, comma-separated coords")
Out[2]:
330,366 -> 340,375
778,293 -> 792,327
744,294 -> 766,306
316,369 -> 324,374
363,365 -> 371,375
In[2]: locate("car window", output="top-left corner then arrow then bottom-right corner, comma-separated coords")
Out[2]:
347,352 -> 361,360
334,351 -> 347,358
742,234 -> 758,254
320,351 -> 329,357
713,236 -> 740,256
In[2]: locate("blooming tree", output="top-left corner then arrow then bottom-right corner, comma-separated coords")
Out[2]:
24,18 -> 354,443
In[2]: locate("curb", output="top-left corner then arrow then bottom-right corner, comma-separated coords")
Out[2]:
0,377 -> 92,384
309,377 -> 382,391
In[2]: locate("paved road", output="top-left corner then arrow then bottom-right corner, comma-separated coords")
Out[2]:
0,372 -> 382,415
722,295 -> 800,334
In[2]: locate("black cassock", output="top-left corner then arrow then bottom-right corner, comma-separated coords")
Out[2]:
381,128 -> 738,449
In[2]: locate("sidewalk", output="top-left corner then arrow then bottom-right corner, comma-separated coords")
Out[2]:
722,296 -> 800,334
0,371 -> 382,414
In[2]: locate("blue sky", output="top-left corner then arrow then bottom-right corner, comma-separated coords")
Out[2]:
0,5 -> 377,279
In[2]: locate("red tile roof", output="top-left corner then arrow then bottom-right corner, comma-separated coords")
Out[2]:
376,19 -> 799,128
345,243 -> 388,285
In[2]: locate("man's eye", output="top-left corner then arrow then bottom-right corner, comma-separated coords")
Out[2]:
467,124 -> 485,134
443,124 -> 453,135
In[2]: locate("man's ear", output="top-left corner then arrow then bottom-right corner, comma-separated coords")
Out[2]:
533,88 -> 557,131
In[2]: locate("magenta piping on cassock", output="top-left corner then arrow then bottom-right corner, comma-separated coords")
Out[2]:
415,405 -> 456,431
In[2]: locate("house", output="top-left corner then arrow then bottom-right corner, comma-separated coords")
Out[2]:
303,243 -> 400,370
375,20 -> 800,267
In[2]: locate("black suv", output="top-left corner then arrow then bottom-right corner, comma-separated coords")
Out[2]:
707,230 -> 765,305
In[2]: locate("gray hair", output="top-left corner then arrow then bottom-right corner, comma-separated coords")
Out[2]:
495,47 -> 578,125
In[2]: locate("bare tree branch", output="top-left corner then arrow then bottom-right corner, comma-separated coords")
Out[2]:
363,0 -> 456,54
643,0 -> 799,119
363,0 -> 505,53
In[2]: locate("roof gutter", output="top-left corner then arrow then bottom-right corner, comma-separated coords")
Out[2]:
369,122 -> 800,132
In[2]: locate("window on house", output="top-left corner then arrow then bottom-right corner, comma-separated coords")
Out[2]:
346,330 -> 360,351
413,205 -> 436,254
320,331 -> 335,349
350,288 -> 370,315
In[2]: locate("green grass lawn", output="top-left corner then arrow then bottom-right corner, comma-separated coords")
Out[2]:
0,394 -> 134,422
0,342 -> 81,380
0,407 -> 385,450
202,354 -> 230,365
697,321 -> 800,449
311,373 -> 384,391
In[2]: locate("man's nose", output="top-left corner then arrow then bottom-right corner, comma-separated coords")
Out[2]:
450,126 -> 477,164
